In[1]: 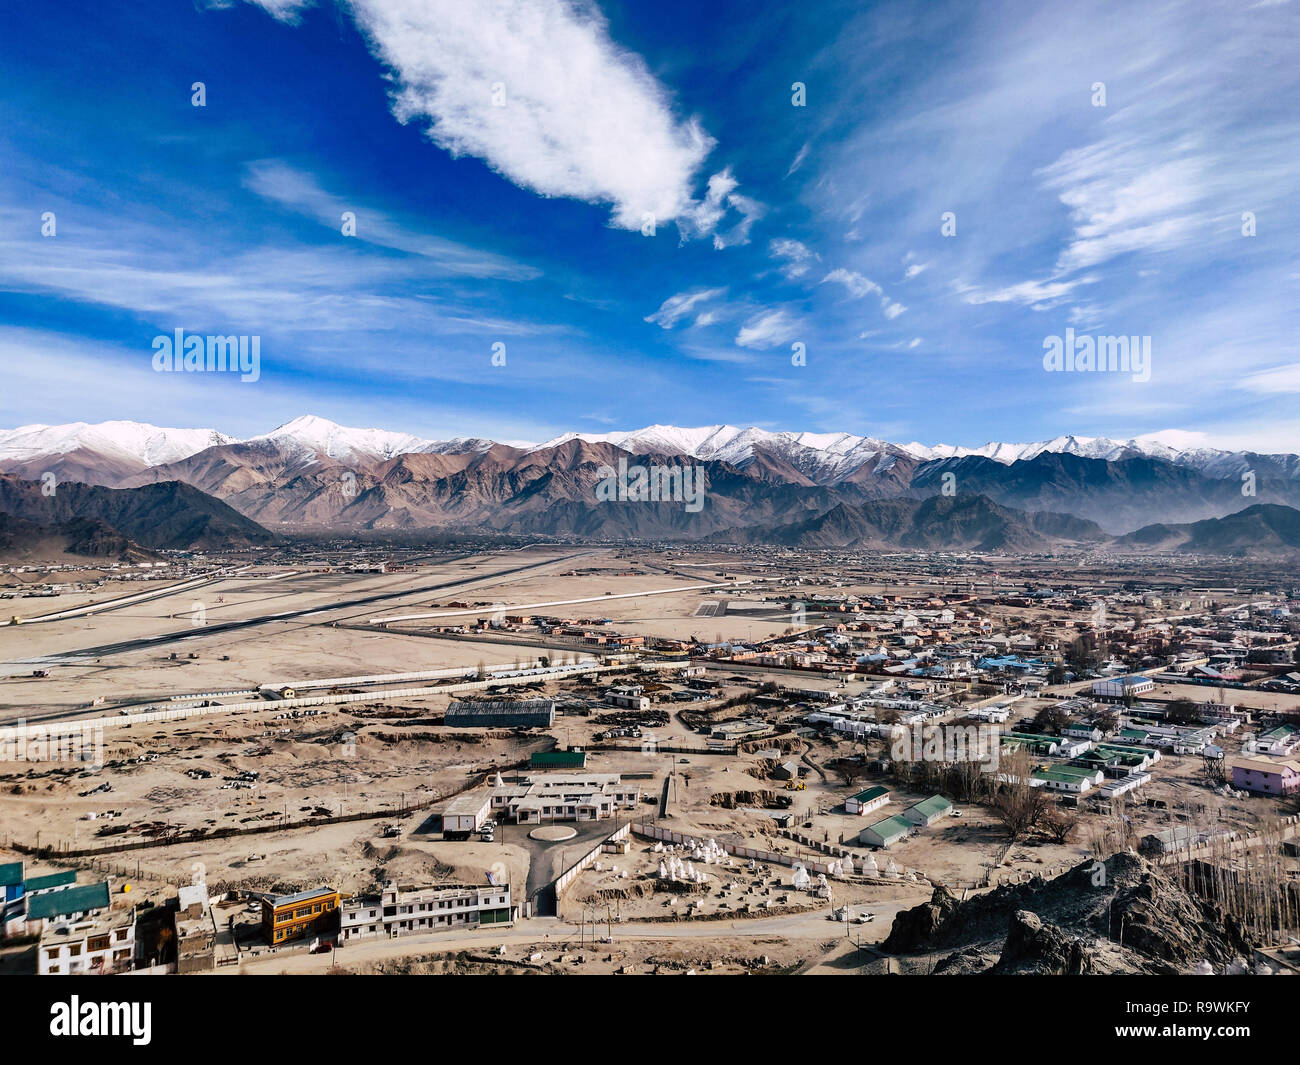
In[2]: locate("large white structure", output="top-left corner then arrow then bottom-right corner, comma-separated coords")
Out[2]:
1091,676 -> 1154,699
339,882 -> 514,941
491,773 -> 639,824
442,791 -> 492,835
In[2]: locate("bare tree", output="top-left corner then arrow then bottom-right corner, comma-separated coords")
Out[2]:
990,749 -> 1049,841
1041,805 -> 1079,844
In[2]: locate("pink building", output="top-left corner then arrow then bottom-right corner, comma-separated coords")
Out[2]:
1232,757 -> 1300,796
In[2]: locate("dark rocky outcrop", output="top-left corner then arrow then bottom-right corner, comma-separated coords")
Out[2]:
883,852 -> 1255,974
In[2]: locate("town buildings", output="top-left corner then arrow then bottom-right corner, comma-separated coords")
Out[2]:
37,907 -> 136,975
490,772 -> 639,823
260,886 -> 340,945
339,881 -> 514,941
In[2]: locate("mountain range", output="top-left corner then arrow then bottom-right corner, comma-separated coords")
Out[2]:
5,416 -> 1298,489
0,416 -> 1298,555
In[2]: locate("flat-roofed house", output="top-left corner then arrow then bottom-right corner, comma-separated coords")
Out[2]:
38,906 -> 136,975
340,881 -> 514,941
490,773 -> 639,824
260,886 -> 339,946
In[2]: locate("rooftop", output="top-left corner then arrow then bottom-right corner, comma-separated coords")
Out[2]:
908,795 -> 953,818
266,886 -> 337,909
27,881 -> 111,920
864,814 -> 913,838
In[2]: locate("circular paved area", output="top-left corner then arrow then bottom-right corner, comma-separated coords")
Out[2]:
529,825 -> 578,842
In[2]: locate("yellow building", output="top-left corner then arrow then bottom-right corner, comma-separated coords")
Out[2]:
260,886 -> 339,945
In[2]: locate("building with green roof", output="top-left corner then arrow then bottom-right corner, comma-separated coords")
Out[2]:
24,870 -> 77,894
845,785 -> 891,816
859,814 -> 913,849
0,861 -> 23,904
904,794 -> 953,826
26,881 -> 110,922
530,749 -> 588,769
1033,764 -> 1104,793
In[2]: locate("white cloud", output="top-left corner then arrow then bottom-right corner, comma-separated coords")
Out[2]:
769,238 -> 817,279
822,268 -> 905,318
328,0 -> 750,236
785,142 -> 811,178
1038,145 -> 1215,273
735,308 -> 801,349
958,276 -> 1094,308
821,268 -> 881,299
1236,363 -> 1300,395
243,0 -> 312,22
644,287 -> 726,329
696,169 -> 765,248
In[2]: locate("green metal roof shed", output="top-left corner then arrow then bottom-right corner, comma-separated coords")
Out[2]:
24,870 -> 78,893
27,881 -> 110,920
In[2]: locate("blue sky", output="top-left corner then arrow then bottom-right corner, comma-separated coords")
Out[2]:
2,0 -> 1298,451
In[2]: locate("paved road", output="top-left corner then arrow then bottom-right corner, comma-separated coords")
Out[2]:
16,551 -> 590,665
222,895 -> 931,975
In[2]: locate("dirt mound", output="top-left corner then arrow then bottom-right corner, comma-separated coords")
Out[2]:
883,851 -> 1253,974
581,878 -> 707,903
710,789 -> 790,809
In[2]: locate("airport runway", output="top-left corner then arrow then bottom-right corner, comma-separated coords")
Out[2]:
13,550 -> 592,666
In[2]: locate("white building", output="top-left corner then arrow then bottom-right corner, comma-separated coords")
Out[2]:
604,684 -> 650,711
1091,676 -> 1155,699
845,785 -> 891,816
442,790 -> 492,835
339,882 -> 513,941
859,814 -> 912,849
38,907 -> 136,975
491,773 -> 639,824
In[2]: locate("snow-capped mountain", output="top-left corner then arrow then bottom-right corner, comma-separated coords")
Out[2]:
3,418 -> 1297,489
246,415 -> 435,468
534,425 -> 1300,484
536,424 -> 919,483
0,421 -> 234,469
4,417 -> 1299,539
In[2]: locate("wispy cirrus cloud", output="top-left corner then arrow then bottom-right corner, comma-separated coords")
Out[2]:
644,287 -> 727,329
735,308 -> 801,349
243,160 -> 540,280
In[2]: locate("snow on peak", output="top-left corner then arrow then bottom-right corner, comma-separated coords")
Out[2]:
250,415 -> 434,464
4,419 -> 1295,485
0,420 -> 234,468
